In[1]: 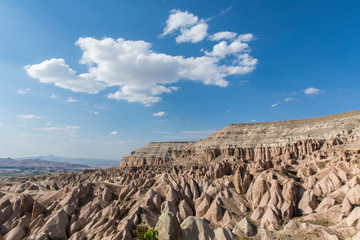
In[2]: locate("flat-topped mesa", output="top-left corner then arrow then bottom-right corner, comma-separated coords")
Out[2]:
119,141 -> 195,167
119,110 -> 360,167
182,110 -> 360,162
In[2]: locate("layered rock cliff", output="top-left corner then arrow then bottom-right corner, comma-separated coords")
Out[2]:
120,141 -> 195,167
121,110 -> 360,166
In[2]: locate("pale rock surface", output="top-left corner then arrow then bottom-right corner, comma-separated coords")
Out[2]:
346,207 -> 360,227
4,225 -> 25,240
181,216 -> 215,240
298,190 -> 319,214
102,187 -> 112,202
155,212 -> 182,240
178,200 -> 193,223
232,217 -> 256,237
39,209 -> 69,239
214,227 -> 235,240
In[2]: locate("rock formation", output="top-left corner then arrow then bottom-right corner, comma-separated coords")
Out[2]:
1,110 -> 360,239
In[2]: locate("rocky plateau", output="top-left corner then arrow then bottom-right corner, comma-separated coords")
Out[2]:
1,110 -> 360,239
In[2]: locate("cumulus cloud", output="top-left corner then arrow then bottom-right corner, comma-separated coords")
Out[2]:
67,97 -> 78,103
49,94 -> 58,99
161,9 -> 199,36
109,131 -> 118,135
162,9 -> 208,43
18,114 -> 40,119
304,87 -> 320,95
205,34 -> 254,58
176,22 -> 208,43
24,58 -> 105,94
152,111 -> 166,117
25,10 -> 257,106
209,31 -> 237,41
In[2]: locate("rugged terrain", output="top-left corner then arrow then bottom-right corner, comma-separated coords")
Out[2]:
1,110 -> 360,240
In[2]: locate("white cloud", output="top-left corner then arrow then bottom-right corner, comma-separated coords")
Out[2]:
209,31 -> 237,41
304,87 -> 320,95
67,97 -> 78,103
251,120 -> 257,122
162,9 -> 208,43
18,88 -> 30,94
271,103 -> 279,108
219,6 -> 232,16
109,131 -> 118,135
205,34 -> 254,58
36,125 -> 79,136
152,111 -> 166,117
18,114 -> 40,119
24,58 -> 105,94
49,94 -> 58,99
25,11 -> 257,106
176,22 -> 208,43
237,33 -> 255,42
161,9 -> 199,36
285,97 -> 295,102
89,111 -> 99,115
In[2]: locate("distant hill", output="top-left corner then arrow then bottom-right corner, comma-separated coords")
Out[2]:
16,155 -> 119,167
0,158 -> 90,169
0,157 -> 92,178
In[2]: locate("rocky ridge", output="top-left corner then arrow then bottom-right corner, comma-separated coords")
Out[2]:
120,141 -> 194,167
1,110 -> 360,239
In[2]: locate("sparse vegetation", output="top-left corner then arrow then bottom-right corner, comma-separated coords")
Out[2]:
334,192 -> 346,204
144,229 -> 159,240
317,160 -> 329,169
131,226 -> 159,240
236,234 -> 252,240
304,219 -> 331,227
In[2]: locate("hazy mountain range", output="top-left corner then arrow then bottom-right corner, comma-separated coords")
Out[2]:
0,157 -> 93,178
16,154 -> 120,167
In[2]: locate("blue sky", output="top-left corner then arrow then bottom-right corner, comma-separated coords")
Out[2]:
0,0 -> 359,159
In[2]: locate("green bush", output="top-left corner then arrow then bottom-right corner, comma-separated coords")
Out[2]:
144,228 -> 159,240
131,226 -> 159,240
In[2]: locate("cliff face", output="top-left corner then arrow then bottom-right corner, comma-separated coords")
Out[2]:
121,110 -> 360,166
119,141 -> 195,167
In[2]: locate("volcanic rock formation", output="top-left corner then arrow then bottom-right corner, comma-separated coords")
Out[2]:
1,110 -> 360,240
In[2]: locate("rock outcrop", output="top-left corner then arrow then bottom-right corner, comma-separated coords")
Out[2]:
120,141 -> 195,167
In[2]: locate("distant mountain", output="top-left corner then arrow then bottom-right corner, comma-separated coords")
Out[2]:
16,155 -> 120,167
0,157 -> 92,178
0,158 -> 90,169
